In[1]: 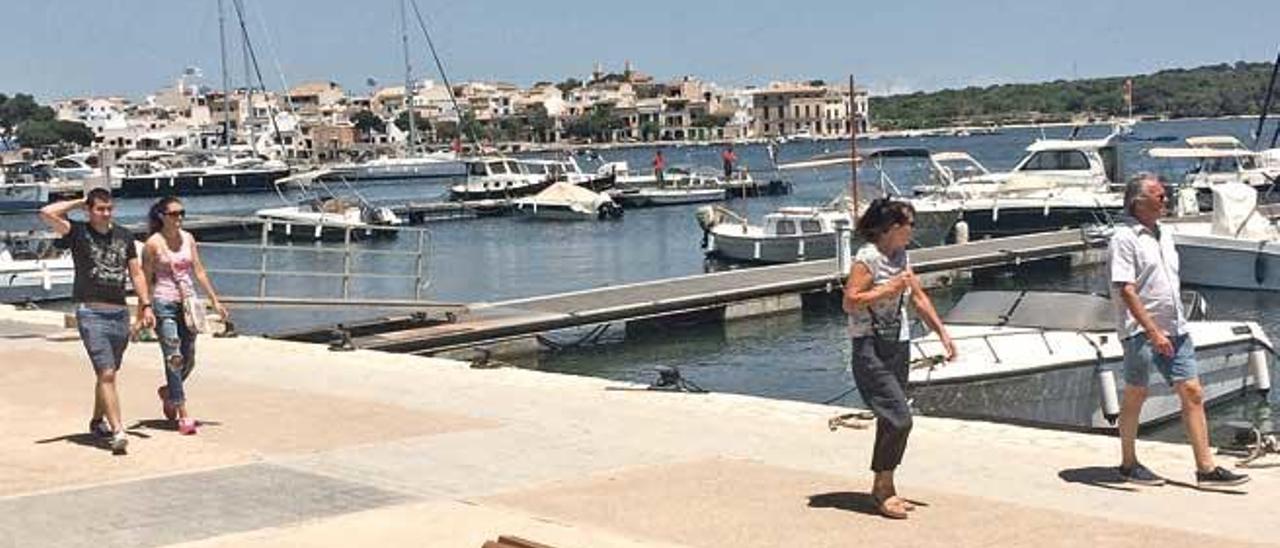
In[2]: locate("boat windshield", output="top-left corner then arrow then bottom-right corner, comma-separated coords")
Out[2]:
943,291 -> 1113,332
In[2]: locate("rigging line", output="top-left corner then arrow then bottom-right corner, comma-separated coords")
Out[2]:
247,0 -> 297,115
407,0 -> 485,152
230,0 -> 288,159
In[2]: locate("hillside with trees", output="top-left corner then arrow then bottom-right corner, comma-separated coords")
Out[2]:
869,61 -> 1277,130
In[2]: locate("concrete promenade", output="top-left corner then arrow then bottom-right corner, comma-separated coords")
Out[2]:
0,304 -> 1276,547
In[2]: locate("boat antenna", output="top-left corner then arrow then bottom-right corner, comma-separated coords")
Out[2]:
229,0 -> 288,160
849,74 -> 859,225
407,0 -> 484,153
1257,46 -> 1280,150
217,0 -> 232,158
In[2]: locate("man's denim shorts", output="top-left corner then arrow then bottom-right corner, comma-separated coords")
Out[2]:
1122,332 -> 1198,387
75,305 -> 130,371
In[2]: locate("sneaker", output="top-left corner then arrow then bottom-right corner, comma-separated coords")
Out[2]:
109,432 -> 129,455
1196,466 -> 1250,489
178,419 -> 197,436
158,386 -> 176,421
1119,463 -> 1166,486
89,418 -> 112,439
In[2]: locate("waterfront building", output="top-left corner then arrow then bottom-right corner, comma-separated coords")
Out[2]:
752,82 -> 869,139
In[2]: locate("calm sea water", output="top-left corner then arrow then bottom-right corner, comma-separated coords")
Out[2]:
5,117 -> 1277,444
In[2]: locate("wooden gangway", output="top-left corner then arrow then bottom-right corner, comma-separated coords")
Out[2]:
284,229 -> 1103,354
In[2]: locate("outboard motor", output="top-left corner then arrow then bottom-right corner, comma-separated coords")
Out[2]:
695,205 -> 721,233
597,201 -> 624,221
370,206 -> 400,226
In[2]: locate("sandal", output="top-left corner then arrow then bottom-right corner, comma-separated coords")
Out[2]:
873,494 -> 909,520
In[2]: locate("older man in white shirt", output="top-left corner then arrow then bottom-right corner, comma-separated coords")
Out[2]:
1109,173 -> 1248,490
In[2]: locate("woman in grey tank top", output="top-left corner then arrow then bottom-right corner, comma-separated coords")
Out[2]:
842,198 -> 956,519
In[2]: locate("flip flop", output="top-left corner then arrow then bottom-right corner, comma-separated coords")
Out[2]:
873,494 -> 909,520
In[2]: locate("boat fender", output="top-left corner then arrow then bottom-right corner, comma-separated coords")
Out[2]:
1255,240 -> 1267,286
953,219 -> 970,245
1249,348 -> 1271,395
1097,369 -> 1121,425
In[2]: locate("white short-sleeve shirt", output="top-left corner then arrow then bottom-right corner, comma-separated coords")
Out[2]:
847,243 -> 911,340
1108,218 -> 1187,339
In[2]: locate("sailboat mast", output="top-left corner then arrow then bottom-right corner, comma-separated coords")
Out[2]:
218,0 -> 232,158
400,0 -> 418,157
1254,48 -> 1280,150
849,74 -> 859,225
242,20 -> 256,154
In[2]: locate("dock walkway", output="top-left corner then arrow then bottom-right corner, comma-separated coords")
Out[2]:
0,304 -> 1274,547
338,229 -> 1099,354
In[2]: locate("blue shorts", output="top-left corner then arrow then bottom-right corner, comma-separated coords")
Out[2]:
1122,332 -> 1198,387
75,305 -> 130,371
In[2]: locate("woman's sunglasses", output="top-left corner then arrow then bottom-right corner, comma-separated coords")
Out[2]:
163,210 -> 186,219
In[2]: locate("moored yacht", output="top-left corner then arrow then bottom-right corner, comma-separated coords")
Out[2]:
904,137 -> 1125,238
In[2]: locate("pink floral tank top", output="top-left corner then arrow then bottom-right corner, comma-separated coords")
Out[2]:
154,231 -> 195,302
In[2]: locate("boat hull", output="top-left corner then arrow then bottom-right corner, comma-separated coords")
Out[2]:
318,160 -> 464,183
1175,234 -> 1280,291
957,205 -> 1121,240
704,209 -> 955,264
908,339 -> 1259,431
115,168 -> 291,198
261,219 -> 398,242
0,184 -> 50,211
0,261 -> 74,303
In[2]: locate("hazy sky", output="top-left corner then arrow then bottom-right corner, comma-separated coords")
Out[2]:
3,0 -> 1277,101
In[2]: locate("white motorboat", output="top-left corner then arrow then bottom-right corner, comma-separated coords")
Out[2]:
0,235 -> 74,303
512,182 -> 623,221
257,173 -> 402,241
613,186 -> 725,208
905,137 -> 1125,238
907,291 -> 1274,431
697,195 -> 959,264
609,169 -> 729,208
1166,182 -> 1280,291
1148,139 -> 1280,209
449,157 -> 552,201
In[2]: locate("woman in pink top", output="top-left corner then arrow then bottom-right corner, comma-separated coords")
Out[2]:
141,197 -> 229,435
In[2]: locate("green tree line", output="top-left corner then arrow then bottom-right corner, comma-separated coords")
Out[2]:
870,61 -> 1278,130
0,93 -> 95,148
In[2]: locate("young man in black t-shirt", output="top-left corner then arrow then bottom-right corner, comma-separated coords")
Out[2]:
41,188 -> 154,455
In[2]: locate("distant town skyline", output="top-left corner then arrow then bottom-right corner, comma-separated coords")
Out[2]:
2,0 -> 1277,101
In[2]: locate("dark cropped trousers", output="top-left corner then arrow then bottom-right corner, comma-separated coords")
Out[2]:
849,336 -> 913,472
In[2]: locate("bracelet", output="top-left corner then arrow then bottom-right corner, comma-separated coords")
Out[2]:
139,302 -> 152,310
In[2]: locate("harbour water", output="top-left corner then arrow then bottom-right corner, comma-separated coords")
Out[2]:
4,117 -> 1276,444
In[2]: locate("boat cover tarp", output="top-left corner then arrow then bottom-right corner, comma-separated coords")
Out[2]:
945,291 -> 1113,332
1211,182 -> 1278,240
523,182 -> 612,209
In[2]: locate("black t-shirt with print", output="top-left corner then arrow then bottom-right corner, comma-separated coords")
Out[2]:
60,220 -> 137,305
